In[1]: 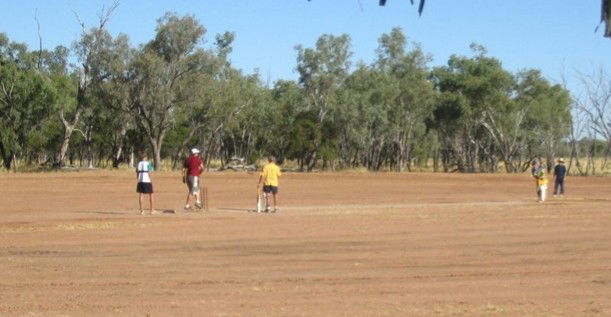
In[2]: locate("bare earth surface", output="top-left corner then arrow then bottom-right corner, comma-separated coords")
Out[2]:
1,171 -> 610,316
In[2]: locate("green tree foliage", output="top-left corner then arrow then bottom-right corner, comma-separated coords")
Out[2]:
374,27 -> 435,171
432,45 -> 513,172
295,34 -> 352,171
0,16 -> 577,174
126,13 -> 210,168
0,34 -> 56,170
265,80 -> 304,163
432,45 -> 571,173
288,111 -> 321,171
516,70 -> 571,171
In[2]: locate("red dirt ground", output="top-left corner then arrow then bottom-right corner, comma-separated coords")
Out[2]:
1,171 -> 610,316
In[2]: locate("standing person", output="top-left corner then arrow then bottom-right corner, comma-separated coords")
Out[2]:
183,148 -> 204,210
257,156 -> 282,213
531,160 -> 548,202
553,158 -> 567,198
136,153 -> 155,215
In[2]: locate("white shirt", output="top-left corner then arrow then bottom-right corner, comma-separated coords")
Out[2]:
136,160 -> 153,183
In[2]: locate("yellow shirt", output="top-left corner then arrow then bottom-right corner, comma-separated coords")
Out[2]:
261,163 -> 282,186
533,169 -> 548,186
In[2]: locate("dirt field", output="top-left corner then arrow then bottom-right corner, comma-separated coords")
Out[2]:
1,171 -> 610,316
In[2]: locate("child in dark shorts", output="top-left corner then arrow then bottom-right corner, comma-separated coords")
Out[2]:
257,156 -> 282,212
136,153 -> 155,215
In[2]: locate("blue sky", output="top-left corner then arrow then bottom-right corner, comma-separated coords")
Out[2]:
1,1 -> 609,95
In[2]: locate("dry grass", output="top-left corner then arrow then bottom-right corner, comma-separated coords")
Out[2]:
5,157 -> 611,175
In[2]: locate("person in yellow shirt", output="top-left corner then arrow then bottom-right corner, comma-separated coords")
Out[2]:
531,160 -> 548,202
257,156 -> 282,212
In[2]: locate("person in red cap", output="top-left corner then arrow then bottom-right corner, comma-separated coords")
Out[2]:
182,148 -> 204,210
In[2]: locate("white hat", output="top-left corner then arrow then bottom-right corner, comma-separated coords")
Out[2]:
191,148 -> 200,154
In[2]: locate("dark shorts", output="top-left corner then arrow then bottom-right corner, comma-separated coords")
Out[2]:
137,182 -> 153,194
263,185 -> 278,194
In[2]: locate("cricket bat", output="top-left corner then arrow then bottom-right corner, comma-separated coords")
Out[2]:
256,189 -> 263,213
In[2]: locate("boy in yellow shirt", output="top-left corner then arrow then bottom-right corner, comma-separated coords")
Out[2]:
257,156 -> 282,212
531,160 -> 548,202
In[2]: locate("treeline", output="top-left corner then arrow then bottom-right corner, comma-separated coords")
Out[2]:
0,13 -> 577,173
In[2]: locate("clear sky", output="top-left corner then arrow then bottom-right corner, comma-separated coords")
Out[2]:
1,1 -> 609,95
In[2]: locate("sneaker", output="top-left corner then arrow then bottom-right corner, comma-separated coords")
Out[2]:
272,208 -> 278,213
195,202 -> 202,209
184,205 -> 192,210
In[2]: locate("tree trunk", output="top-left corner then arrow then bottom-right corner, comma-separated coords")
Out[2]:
11,152 -> 17,172
129,147 -> 135,168
57,127 -> 73,167
150,138 -> 162,171
56,108 -> 83,167
112,125 -> 128,168
307,151 -> 317,172
84,125 -> 94,168
0,139 -> 13,171
394,138 -> 404,172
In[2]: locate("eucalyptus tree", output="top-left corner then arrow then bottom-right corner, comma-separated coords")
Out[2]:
478,69 -> 566,173
335,64 -> 373,168
478,91 -> 526,173
431,47 -> 571,173
264,80 -> 305,163
100,51 -> 136,168
344,66 -> 392,170
8,43 -> 83,168
55,3 -> 120,167
167,31 -> 237,167
516,70 -> 572,171
35,46 -> 76,166
126,13 -> 210,168
0,35 -> 55,170
216,71 -> 270,165
431,45 -> 513,172
374,27 -> 435,171
295,34 -> 352,170
194,70 -> 254,167
287,110 -> 322,171
73,33 -> 132,168
167,70 -> 218,168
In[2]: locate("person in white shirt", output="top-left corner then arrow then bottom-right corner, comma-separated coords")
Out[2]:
136,153 -> 155,215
